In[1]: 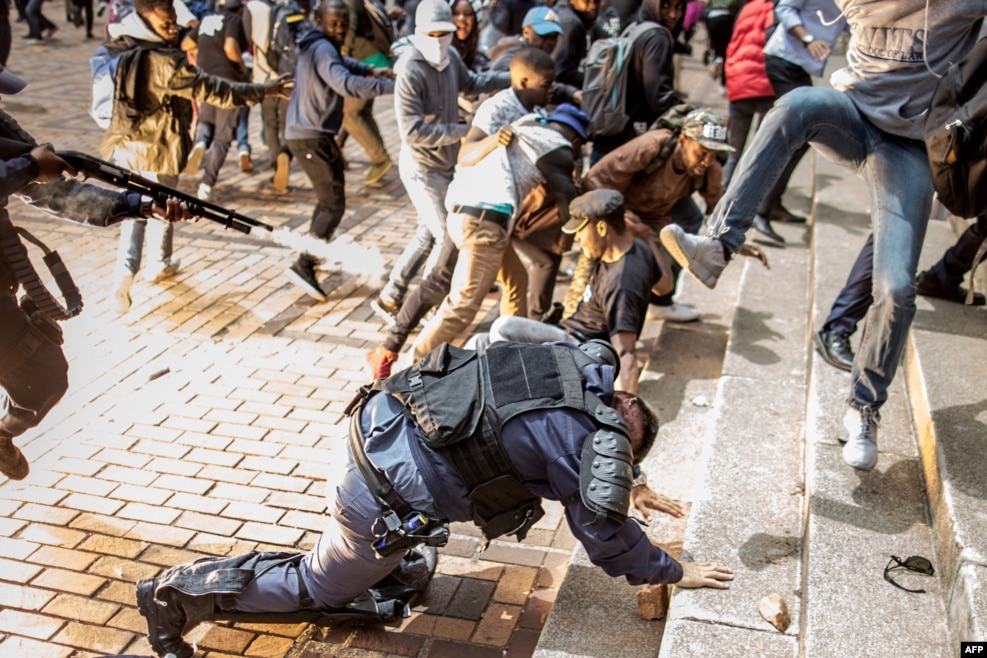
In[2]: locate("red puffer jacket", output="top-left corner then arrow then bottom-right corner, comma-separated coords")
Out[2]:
724,0 -> 775,102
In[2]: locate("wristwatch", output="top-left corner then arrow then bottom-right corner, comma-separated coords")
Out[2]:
801,34 -> 816,46
140,195 -> 154,218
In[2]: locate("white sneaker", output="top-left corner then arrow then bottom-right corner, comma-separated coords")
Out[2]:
114,274 -> 134,315
660,225 -> 729,289
196,183 -> 212,201
842,407 -> 879,471
648,302 -> 700,323
146,256 -> 181,283
184,142 -> 206,175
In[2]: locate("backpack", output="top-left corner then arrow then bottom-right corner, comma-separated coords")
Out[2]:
266,1 -> 312,75
581,21 -> 665,138
89,41 -> 149,131
363,0 -> 396,58
924,35 -> 987,219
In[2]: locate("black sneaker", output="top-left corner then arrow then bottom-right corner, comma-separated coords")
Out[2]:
136,579 -> 196,658
915,270 -> 986,305
542,301 -> 565,325
286,259 -> 326,301
0,435 -> 29,480
813,328 -> 854,372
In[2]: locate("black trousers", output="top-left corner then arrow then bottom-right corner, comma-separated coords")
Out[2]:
510,236 -> 562,321
0,294 -> 69,441
823,215 -> 987,334
261,96 -> 290,159
199,103 -> 240,187
0,13 -> 10,66
286,136 -> 347,241
383,235 -> 458,353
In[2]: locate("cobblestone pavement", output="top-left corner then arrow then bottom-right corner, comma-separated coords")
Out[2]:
0,22 -> 726,658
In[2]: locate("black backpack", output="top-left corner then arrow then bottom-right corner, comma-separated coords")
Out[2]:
924,35 -> 987,219
581,21 -> 665,138
266,1 -> 312,75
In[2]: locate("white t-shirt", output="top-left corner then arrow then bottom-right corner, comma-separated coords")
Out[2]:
445,113 -> 570,233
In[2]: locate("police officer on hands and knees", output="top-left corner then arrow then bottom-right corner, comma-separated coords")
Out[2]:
0,64 -> 192,480
137,339 -> 733,658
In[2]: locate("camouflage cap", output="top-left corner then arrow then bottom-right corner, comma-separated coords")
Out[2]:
681,109 -> 734,152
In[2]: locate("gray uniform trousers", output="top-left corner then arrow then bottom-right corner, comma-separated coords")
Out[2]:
233,461 -> 406,612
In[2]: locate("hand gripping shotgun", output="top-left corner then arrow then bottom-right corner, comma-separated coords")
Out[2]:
57,151 -> 275,235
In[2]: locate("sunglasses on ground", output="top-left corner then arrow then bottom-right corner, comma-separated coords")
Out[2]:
883,555 -> 935,593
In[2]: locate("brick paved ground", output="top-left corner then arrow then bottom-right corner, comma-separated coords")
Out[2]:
0,21 -> 727,658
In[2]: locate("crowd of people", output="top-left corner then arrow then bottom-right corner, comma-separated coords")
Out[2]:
0,0 -> 985,655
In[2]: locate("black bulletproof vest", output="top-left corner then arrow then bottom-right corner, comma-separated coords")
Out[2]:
381,341 -> 626,542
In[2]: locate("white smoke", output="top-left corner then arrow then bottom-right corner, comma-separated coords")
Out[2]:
270,228 -> 387,282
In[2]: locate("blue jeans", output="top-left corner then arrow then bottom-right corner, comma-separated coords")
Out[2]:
236,105 -> 250,154
707,86 -> 934,411
384,156 -> 452,300
116,173 -> 177,275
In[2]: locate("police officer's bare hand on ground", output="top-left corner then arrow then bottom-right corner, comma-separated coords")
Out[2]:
264,74 -> 294,99
631,484 -> 684,520
30,144 -> 77,182
677,562 -> 734,589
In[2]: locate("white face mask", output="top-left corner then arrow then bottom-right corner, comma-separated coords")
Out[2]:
413,33 -> 454,70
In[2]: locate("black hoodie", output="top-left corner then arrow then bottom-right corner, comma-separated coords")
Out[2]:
594,0 -> 679,153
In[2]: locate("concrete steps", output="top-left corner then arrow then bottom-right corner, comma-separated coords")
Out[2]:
801,157 -> 951,657
906,218 -> 987,643
537,135 -> 987,655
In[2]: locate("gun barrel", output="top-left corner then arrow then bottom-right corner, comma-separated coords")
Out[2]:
57,151 -> 275,235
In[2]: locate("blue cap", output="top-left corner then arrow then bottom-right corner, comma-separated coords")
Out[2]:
548,103 -> 590,142
522,6 -> 564,36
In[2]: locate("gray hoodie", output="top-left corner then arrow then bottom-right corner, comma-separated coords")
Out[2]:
394,46 -> 509,175
831,0 -> 986,140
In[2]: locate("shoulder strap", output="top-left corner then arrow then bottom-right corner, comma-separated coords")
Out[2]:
644,128 -> 678,175
0,213 -> 83,321
347,400 -> 415,519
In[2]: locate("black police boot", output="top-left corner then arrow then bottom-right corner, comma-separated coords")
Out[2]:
136,578 -> 215,658
0,433 -> 29,480
371,546 -> 437,602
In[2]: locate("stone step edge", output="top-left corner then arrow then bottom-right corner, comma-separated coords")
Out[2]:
903,216 -> 987,643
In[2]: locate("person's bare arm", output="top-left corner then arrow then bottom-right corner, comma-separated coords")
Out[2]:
611,331 -> 640,394
181,33 -> 198,53
624,212 -> 675,296
224,36 -> 247,76
458,125 -> 514,166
